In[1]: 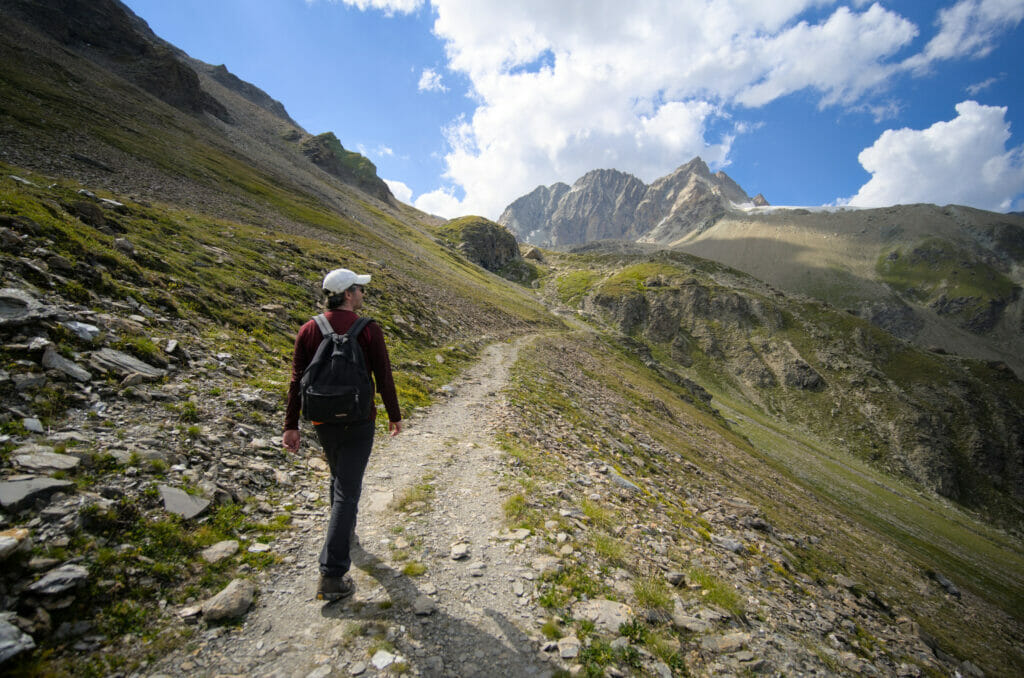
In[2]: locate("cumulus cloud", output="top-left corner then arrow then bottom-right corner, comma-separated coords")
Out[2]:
384,179 -> 413,203
341,1 -> 1023,218
418,0 -> 941,217
417,68 -> 448,93
414,186 -> 463,216
847,101 -> 1024,211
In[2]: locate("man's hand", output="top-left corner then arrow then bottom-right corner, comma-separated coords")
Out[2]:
283,429 -> 300,453
389,421 -> 402,437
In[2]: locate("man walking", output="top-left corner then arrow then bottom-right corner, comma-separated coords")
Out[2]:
283,267 -> 402,600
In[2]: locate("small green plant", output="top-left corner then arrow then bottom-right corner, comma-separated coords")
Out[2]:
593,533 -> 627,566
633,576 -> 673,612
390,474 -> 436,512
687,567 -> 744,617
580,498 -> 615,530
541,618 -> 563,640
401,561 -> 427,576
646,632 -> 688,674
178,401 -> 200,423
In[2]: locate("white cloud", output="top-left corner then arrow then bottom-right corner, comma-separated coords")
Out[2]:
343,1 -> 1022,218
903,0 -> 1024,72
413,186 -> 463,217
847,101 -> 1024,211
417,68 -> 448,93
384,179 -> 413,203
420,1 -> 939,217
966,75 -> 1000,95
330,0 -> 424,16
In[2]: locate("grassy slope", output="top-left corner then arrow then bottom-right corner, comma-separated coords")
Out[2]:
527,251 -> 1024,673
671,206 -> 1024,372
503,327 -> 1024,676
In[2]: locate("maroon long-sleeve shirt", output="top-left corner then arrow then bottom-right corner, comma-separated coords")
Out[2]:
284,309 -> 401,430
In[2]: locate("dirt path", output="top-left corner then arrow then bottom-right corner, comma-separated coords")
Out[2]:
148,335 -> 557,678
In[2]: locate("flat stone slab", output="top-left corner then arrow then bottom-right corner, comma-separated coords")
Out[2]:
158,484 -> 210,520
14,448 -> 81,473
0,477 -> 75,511
200,540 -> 239,564
27,563 -> 89,595
701,632 -> 750,653
42,346 -> 91,382
89,347 -> 167,379
572,599 -> 634,634
609,470 -> 641,492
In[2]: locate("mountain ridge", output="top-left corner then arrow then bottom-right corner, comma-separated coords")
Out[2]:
498,157 -> 755,247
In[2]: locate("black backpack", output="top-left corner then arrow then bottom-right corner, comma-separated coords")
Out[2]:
300,314 -> 374,423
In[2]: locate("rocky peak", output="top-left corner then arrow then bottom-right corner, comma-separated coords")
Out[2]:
499,157 -> 758,247
497,183 -> 570,244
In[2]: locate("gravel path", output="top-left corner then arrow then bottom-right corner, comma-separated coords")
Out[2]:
149,335 -> 556,678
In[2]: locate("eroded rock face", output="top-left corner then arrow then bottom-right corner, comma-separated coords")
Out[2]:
499,158 -> 755,247
441,217 -> 520,272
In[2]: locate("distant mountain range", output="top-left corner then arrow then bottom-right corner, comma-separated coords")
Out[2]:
501,160 -> 1024,376
499,157 -> 767,247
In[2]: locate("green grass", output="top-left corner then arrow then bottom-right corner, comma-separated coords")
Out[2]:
878,238 -> 1016,304
686,567 -> 745,617
632,576 -> 673,612
390,474 -> 437,513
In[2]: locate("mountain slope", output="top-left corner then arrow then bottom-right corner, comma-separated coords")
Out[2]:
673,204 -> 1024,375
1,1 -> 1023,676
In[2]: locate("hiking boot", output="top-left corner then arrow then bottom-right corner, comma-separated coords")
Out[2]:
317,574 -> 355,601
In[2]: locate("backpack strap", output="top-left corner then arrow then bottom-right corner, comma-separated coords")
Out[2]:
313,313 -> 334,337
345,316 -> 373,340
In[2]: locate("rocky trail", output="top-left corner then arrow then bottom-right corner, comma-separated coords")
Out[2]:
147,335 -> 562,678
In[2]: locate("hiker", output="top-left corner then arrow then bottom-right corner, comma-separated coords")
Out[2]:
283,267 -> 402,600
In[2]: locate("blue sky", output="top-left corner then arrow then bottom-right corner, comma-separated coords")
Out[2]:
120,0 -> 1024,219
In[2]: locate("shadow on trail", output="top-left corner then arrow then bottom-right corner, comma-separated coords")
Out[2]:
320,541 -> 555,678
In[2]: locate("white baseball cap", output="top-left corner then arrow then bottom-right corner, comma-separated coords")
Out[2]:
323,268 -> 371,293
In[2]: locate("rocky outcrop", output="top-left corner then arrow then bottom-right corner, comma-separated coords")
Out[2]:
499,157 -> 758,247
439,216 -> 520,272
300,133 -> 392,202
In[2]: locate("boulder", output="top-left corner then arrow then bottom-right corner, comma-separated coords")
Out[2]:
0,288 -> 57,328
0,528 -> 32,561
201,578 -> 256,622
200,540 -> 239,564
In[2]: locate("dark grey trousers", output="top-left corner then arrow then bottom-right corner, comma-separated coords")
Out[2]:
315,420 -> 375,577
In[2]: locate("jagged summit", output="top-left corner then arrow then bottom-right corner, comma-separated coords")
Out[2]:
498,157 -> 757,247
